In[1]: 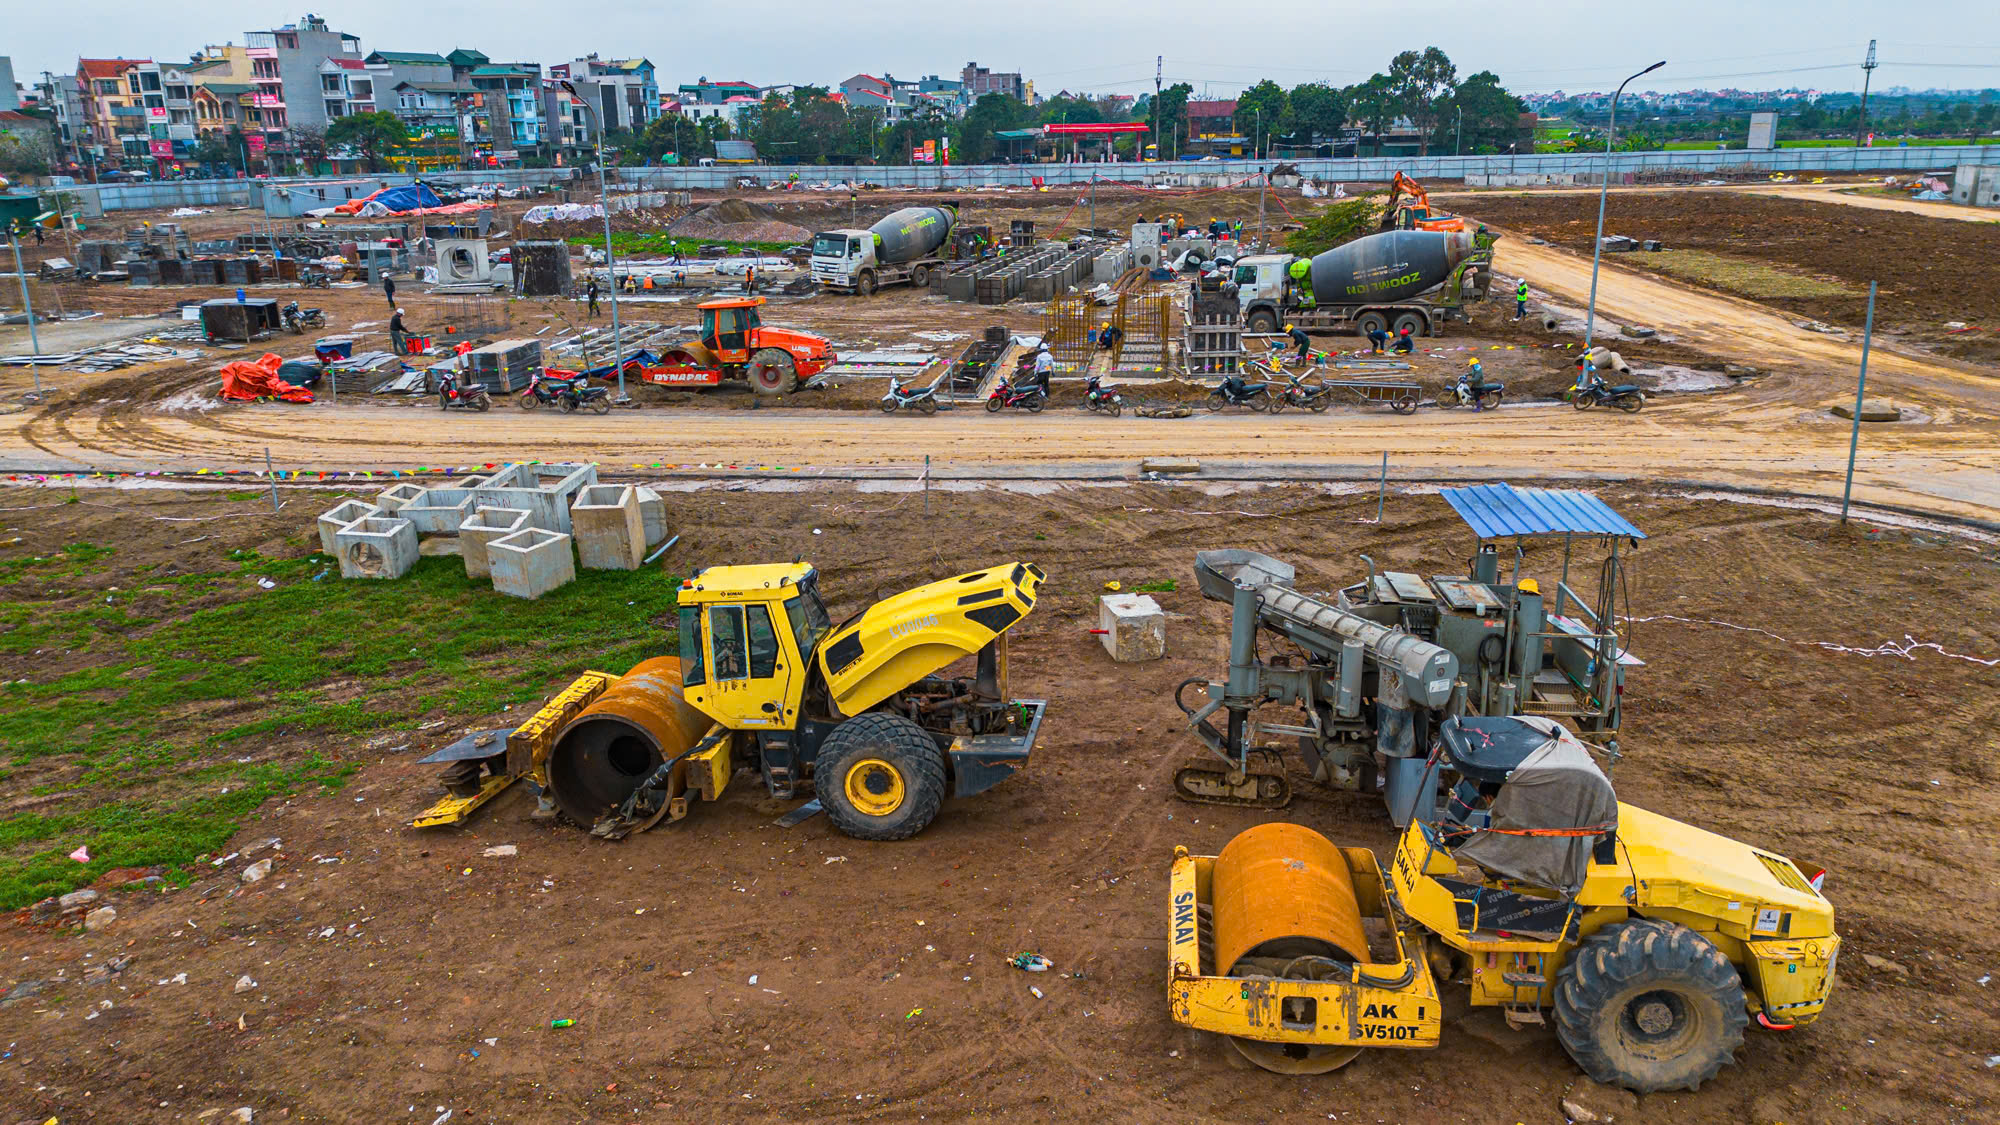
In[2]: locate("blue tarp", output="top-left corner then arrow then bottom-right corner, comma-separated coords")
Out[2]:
370,182 -> 445,213
578,349 -> 659,379
1440,483 -> 1646,541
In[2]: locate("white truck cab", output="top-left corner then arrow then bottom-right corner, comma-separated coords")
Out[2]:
811,229 -> 874,290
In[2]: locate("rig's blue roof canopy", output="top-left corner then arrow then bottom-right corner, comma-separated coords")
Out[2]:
1440,483 -> 1646,540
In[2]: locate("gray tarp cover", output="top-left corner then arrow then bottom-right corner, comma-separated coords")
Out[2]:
1456,716 -> 1618,896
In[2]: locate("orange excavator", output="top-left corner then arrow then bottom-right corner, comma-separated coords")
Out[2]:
1380,171 -> 1471,233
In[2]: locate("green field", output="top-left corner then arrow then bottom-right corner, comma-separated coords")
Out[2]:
0,530 -> 676,910
567,231 -> 798,258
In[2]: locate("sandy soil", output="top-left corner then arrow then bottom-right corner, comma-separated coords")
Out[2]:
2,481 -> 1997,1124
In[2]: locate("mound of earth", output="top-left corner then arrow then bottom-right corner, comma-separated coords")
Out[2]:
668,199 -> 812,244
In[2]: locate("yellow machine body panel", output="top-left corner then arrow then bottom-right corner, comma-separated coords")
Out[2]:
816,562 -> 1041,717
677,563 -> 819,729
1167,846 -> 1443,1051
1387,802 -> 1838,1020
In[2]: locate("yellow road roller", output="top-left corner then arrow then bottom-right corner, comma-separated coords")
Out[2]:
1169,714 -> 1839,1092
416,559 -> 1046,841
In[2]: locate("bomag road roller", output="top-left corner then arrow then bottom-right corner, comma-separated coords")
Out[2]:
1168,714 -> 1839,1093
415,560 -> 1045,841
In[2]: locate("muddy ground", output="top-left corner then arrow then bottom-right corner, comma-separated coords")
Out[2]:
1459,191 -> 2000,363
2,481 -> 1997,1123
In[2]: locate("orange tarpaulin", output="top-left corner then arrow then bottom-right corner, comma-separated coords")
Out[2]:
220,352 -> 315,403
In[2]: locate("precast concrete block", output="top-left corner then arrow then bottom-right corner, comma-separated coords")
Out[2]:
473,462 -> 597,533
399,492 -> 474,535
569,484 -> 645,571
460,506 -> 532,580
316,500 -> 381,556
635,486 -> 670,549
1098,593 -> 1167,663
488,527 -> 576,599
373,482 -> 430,512
335,516 -> 419,580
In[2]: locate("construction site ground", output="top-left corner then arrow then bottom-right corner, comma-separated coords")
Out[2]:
2,481 -> 1996,1124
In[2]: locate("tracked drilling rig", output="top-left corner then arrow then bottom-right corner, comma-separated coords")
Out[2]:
1174,484 -> 1642,822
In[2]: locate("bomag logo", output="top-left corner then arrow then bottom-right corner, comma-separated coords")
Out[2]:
1173,889 -> 1197,944
890,614 -> 939,639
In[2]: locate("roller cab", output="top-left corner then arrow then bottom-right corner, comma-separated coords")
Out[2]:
1168,825 -> 1442,1073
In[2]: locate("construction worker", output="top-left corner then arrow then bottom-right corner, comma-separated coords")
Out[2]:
1027,343 -> 1055,397
1391,326 -> 1414,355
389,307 -> 411,354
1515,279 -> 1529,320
1097,321 -> 1124,352
383,273 -> 396,310
1465,356 -> 1492,410
1367,325 -> 1389,353
1286,322 -> 1311,364
586,277 -> 601,318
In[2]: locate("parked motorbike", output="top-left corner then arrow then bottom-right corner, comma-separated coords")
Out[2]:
986,377 -> 1047,413
518,369 -> 578,411
300,270 -> 331,289
1437,375 -> 1504,411
1080,374 -> 1123,418
1568,374 -> 1645,413
281,302 -> 325,334
436,371 -> 492,413
558,379 -> 613,416
1268,372 -> 1336,414
1205,374 -> 1273,413
880,376 -> 940,415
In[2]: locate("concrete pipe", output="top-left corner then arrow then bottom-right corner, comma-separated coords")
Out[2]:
1540,313 -> 1561,332
546,656 -> 710,825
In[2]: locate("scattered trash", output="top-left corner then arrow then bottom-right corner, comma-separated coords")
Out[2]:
1987,1055 -> 2000,1068
231,1108 -> 254,1123
241,858 -> 273,883
823,856 -> 846,865
431,1112 -> 453,1125
748,974 -> 758,985
550,1018 -> 575,1029
69,845 -> 90,863
256,578 -> 276,589
234,975 -> 258,994
1030,986 -> 1044,999
905,1008 -> 923,1019
1102,580 -> 1122,592
1010,953 -> 1053,973
482,1037 -> 498,1046
481,845 -> 518,858
1980,975 -> 1992,987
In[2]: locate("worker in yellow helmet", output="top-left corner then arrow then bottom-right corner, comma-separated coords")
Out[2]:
1286,321 -> 1312,364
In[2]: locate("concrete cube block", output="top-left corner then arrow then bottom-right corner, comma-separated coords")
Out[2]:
335,516 -> 419,580
460,506 -> 532,580
569,484 -> 645,570
399,492 -> 474,535
1098,593 -> 1166,662
373,482 -> 430,513
635,485 -> 670,549
315,499 -> 380,557
473,461 -> 597,533
488,527 -> 576,599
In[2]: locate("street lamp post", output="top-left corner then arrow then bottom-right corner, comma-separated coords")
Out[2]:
1582,60 -> 1665,361
561,81 -> 626,403
7,226 -> 45,402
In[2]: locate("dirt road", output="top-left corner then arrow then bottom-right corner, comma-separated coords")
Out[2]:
1439,180 -> 2000,224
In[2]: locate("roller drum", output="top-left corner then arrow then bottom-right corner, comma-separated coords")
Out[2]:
1211,821 -> 1370,974
546,657 -> 709,824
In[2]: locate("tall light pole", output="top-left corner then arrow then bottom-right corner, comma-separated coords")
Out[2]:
7,225 -> 45,402
1582,60 -> 1665,361
561,80 -> 626,403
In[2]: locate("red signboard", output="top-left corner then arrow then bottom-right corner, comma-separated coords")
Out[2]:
641,366 -> 723,388
149,140 -> 173,157
911,146 -> 932,164
246,134 -> 266,153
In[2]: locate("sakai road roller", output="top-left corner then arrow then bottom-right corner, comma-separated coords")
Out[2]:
415,560 -> 1046,841
1168,715 -> 1839,1092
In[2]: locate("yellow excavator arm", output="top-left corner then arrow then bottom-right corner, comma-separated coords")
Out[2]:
816,562 -> 1043,716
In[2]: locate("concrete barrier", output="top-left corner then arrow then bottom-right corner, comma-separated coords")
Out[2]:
488,527 -> 576,599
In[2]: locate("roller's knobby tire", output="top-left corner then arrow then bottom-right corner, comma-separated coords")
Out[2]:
818,713 -> 948,841
749,348 -> 799,396
1554,919 -> 1749,1094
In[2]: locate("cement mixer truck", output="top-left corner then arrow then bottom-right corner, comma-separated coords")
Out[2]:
811,205 -> 963,295
1232,227 -> 1497,339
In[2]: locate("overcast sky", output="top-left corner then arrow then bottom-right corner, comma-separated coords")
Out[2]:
8,1 -> 1998,98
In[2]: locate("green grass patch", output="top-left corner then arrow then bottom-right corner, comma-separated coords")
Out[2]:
567,231 -> 798,258
0,549 -> 681,909
1130,579 -> 1178,594
1638,250 -> 1861,300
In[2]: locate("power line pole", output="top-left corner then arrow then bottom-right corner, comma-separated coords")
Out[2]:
1854,40 -> 1878,148
1152,56 -> 1162,162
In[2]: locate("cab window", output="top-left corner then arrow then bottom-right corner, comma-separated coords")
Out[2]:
677,605 -> 706,686
785,584 -> 831,656
747,605 -> 780,678
709,605 -> 747,680
1234,264 -> 1256,286
715,308 -> 748,352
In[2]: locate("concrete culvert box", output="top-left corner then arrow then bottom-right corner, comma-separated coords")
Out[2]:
488,527 -> 576,599
461,506 -> 532,580
316,500 -> 381,557
569,485 -> 645,571
336,517 -> 418,580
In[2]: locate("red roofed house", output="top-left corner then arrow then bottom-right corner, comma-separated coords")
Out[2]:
76,58 -> 151,165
